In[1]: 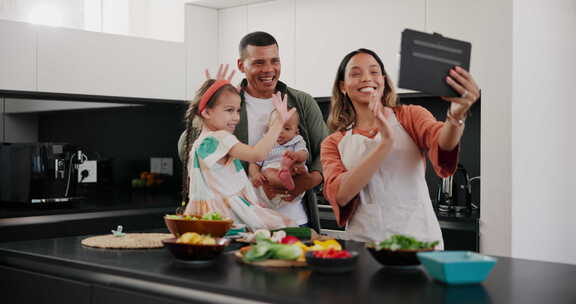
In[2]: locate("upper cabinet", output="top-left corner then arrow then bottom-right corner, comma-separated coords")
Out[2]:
247,0 -> 295,87
37,27 -> 186,100
0,20 -> 37,91
0,19 -> 186,101
186,5 -> 218,100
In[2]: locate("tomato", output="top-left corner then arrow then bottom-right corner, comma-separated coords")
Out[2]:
312,248 -> 352,259
280,235 -> 300,245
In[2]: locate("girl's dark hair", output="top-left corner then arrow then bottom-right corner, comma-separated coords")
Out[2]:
181,79 -> 239,204
327,48 -> 398,132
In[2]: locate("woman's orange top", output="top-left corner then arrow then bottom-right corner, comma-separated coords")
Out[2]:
320,105 -> 460,226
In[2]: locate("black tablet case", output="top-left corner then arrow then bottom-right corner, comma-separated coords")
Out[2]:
398,29 -> 471,97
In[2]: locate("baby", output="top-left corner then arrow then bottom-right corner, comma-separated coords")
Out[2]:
249,110 -> 308,198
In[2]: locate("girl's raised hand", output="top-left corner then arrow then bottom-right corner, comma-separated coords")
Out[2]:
271,92 -> 296,124
204,64 -> 236,82
442,66 -> 480,118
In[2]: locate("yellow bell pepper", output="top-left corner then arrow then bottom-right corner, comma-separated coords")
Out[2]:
308,239 -> 342,251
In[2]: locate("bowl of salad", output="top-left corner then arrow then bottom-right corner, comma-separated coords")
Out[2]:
366,234 -> 439,267
164,212 -> 233,238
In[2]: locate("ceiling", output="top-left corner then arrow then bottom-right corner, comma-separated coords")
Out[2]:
186,0 -> 273,9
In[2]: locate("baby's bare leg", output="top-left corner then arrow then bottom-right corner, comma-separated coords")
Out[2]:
262,168 -> 284,188
278,155 -> 296,191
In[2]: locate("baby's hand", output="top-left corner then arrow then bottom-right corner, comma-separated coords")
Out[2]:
250,172 -> 267,187
292,163 -> 308,176
283,150 -> 297,161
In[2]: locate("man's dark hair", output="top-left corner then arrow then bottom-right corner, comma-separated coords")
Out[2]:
239,31 -> 278,59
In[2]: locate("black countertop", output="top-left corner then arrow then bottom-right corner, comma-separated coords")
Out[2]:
1,233 -> 575,304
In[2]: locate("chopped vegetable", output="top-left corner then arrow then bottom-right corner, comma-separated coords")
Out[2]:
312,249 -> 352,259
375,234 -> 439,251
272,227 -> 311,240
243,240 -> 303,262
201,212 -> 223,221
165,212 -> 226,221
308,239 -> 342,251
177,232 -> 216,245
280,235 -> 300,245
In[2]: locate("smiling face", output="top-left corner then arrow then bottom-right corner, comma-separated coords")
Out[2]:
201,90 -> 241,133
238,44 -> 281,99
339,52 -> 385,105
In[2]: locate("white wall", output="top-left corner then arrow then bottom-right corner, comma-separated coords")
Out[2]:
511,0 -> 576,264
428,0 -> 515,258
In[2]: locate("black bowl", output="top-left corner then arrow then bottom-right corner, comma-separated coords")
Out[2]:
162,238 -> 229,261
305,251 -> 359,274
366,246 -> 434,267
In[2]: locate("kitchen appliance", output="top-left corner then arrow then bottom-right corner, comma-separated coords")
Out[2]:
437,164 -> 473,216
0,143 -> 86,205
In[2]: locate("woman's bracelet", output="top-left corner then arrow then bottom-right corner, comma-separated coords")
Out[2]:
446,108 -> 467,126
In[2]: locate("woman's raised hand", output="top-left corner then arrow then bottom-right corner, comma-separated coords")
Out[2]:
204,64 -> 236,81
271,92 -> 296,124
443,66 -> 480,118
368,92 -> 393,141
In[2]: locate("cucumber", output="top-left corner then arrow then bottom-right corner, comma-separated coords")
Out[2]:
272,227 -> 312,240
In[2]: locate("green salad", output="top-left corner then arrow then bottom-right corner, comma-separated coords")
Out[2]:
375,234 -> 439,251
165,211 -> 224,221
201,212 -> 223,221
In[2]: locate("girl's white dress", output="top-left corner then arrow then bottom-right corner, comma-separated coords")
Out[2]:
183,130 -> 294,230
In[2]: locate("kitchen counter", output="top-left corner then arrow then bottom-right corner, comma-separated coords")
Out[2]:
1,233 -> 575,304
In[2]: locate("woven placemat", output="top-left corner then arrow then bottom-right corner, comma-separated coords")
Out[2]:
81,233 -> 173,249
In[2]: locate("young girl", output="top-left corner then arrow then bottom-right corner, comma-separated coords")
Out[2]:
180,78 -> 297,231
321,49 -> 479,246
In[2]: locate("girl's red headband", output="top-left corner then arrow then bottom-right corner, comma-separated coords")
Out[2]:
198,80 -> 230,114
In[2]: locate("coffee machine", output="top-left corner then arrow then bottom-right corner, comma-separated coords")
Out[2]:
437,163 -> 474,216
0,143 -> 86,205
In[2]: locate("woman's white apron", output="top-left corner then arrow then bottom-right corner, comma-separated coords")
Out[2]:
338,113 -> 443,248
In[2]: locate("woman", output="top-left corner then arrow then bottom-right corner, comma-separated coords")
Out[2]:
320,48 -> 479,247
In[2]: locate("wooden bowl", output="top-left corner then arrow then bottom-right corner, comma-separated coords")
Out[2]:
164,215 -> 233,238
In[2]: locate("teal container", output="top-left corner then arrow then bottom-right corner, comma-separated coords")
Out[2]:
417,251 -> 497,285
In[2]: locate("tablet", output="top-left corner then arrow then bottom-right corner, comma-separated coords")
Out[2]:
398,29 -> 471,97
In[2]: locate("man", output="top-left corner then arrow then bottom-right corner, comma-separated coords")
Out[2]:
178,31 -> 328,231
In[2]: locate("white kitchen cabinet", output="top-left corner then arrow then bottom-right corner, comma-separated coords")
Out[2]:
216,1 -> 295,88
247,0 -> 296,87
294,0 -> 426,97
186,5 -> 219,100
218,6 -> 247,82
37,27 -> 186,100
0,20 -> 37,91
